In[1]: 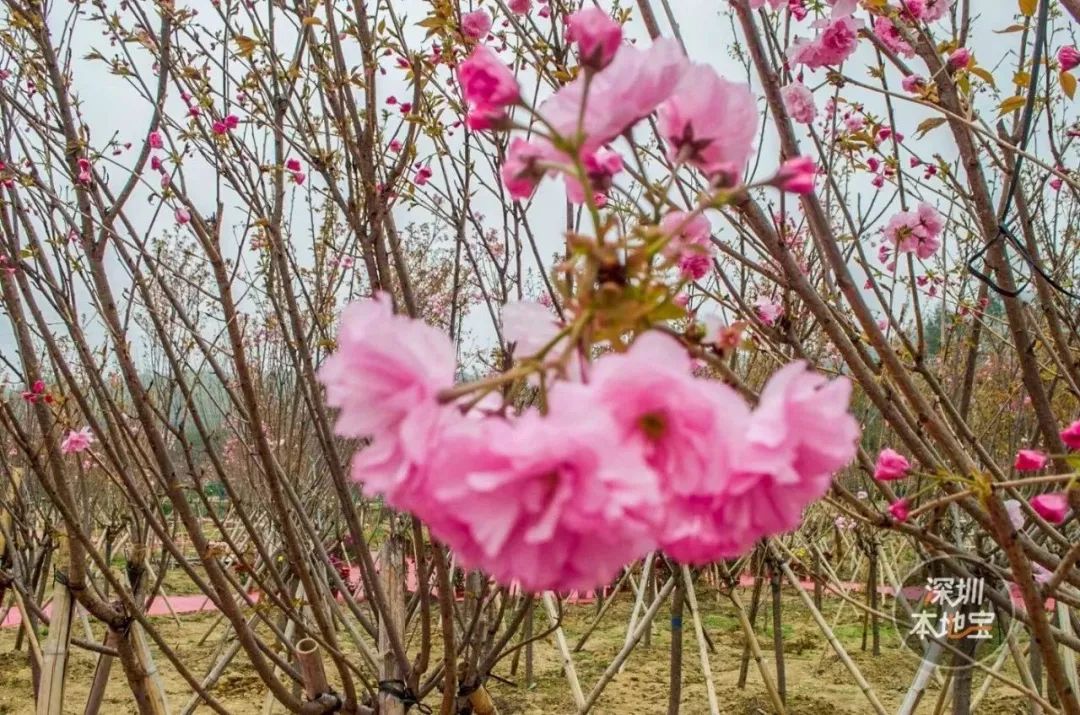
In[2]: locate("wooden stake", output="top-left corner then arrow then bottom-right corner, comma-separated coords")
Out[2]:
378,536 -> 407,715
37,532 -> 74,715
679,566 -> 719,715
541,592 -> 585,711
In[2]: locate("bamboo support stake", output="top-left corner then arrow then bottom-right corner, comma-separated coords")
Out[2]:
83,630 -> 120,715
129,620 -> 171,715
773,548 -> 887,715
1059,604 -> 1080,700
579,576 -> 677,714
296,638 -> 330,700
679,566 -> 719,715
541,591 -> 586,711
622,554 -> 654,661
573,568 -> 631,652
727,588 -> 787,715
37,532 -> 74,715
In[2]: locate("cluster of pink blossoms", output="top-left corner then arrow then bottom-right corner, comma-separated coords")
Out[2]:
883,202 -> 944,260
320,296 -> 859,592
462,8 -> 758,204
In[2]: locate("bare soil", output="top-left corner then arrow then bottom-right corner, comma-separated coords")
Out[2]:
0,589 -> 1032,714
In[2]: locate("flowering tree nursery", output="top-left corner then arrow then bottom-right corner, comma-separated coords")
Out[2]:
0,0 -> 1078,712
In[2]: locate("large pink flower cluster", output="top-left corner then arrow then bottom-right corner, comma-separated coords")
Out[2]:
320,299 -> 860,591
884,202 -> 944,259
498,13 -> 757,201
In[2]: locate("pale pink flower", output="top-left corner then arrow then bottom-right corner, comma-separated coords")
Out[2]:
1061,419 -> 1080,449
501,301 -> 562,357
889,498 -> 910,522
61,427 -> 94,454
501,137 -> 559,200
657,64 -> 757,179
537,39 -> 689,152
423,406 -> 659,592
174,208 -> 191,224
781,82 -> 816,124
1014,449 -> 1049,472
690,362 -> 858,561
660,211 -> 713,280
461,10 -> 492,40
748,0 -> 786,8
884,202 -> 944,259
920,0 -> 953,22
755,297 -> 783,326
1062,46 -> 1080,72
873,448 -> 911,480
790,14 -> 863,69
459,45 -> 520,129
1030,493 -> 1069,524
566,8 -> 622,71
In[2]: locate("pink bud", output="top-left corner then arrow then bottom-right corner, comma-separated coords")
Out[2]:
1030,493 -> 1069,524
1014,449 -> 1048,472
566,8 -> 622,71
888,499 -> 910,523
175,207 -> 191,224
148,130 -> 163,149
1060,46 -> 1080,72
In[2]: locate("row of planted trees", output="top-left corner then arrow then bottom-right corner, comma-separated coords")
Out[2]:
0,0 -> 1079,712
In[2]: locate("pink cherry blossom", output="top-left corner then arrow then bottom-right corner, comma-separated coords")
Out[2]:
566,8 -> 622,71
1061,419 -> 1080,449
781,82 -> 816,124
501,137 -> 559,200
174,208 -> 191,224
1030,493 -> 1069,524
773,156 -> 816,194
659,211 -> 713,280
884,202 -> 944,259
901,74 -> 927,93
696,362 -> 859,561
755,297 -> 783,326
790,14 -> 864,70
414,166 -> 433,185
889,498 -> 910,522
320,293 -> 454,441
948,47 -> 972,70
423,405 -> 660,592
508,0 -> 531,13
875,16 -> 914,58
874,448 -> 911,480
1014,449 -> 1049,472
537,38 -> 689,153
61,427 -> 95,454
461,10 -> 492,40
458,45 -> 520,129
1061,46 -> 1080,72
563,333 -> 749,564
657,64 -> 757,180
920,0 -> 953,22
564,148 -> 623,204
148,130 -> 163,149
76,158 -> 92,184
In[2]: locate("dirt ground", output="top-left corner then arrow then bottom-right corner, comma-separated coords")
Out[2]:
0,587 -> 1033,714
